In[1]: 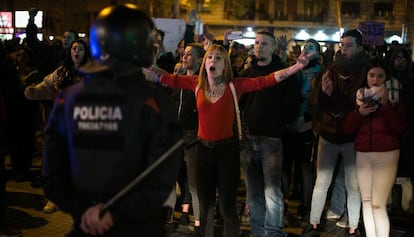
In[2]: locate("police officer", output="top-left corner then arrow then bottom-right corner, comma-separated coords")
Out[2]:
42,4 -> 182,237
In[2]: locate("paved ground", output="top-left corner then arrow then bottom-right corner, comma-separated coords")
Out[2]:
4,155 -> 414,237
6,180 -> 72,237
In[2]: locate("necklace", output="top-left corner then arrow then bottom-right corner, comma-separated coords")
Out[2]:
206,85 -> 226,98
214,76 -> 224,86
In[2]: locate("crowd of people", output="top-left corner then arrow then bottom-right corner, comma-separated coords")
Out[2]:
1,3 -> 413,237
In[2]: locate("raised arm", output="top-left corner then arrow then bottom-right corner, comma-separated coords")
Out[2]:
143,67 -> 198,90
273,50 -> 317,82
24,67 -> 62,100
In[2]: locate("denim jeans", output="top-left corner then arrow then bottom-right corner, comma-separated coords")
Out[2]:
241,135 -> 287,237
309,136 -> 361,229
327,158 -> 347,216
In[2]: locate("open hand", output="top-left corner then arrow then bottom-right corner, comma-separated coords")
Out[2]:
276,35 -> 288,50
142,66 -> 167,83
274,50 -> 319,83
321,71 -> 333,96
188,9 -> 199,25
223,30 -> 232,42
296,50 -> 318,68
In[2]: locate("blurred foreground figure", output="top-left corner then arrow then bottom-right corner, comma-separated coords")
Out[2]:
42,4 -> 182,237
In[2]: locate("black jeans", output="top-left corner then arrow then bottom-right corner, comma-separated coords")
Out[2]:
196,139 -> 240,237
282,130 -> 315,208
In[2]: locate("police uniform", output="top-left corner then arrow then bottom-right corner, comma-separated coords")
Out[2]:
43,69 -> 182,237
42,5 -> 183,236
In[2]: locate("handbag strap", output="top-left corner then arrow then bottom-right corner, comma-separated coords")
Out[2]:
229,82 -> 242,141
195,82 -> 243,141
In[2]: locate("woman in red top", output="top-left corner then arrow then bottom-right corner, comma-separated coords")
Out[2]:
343,63 -> 407,237
147,44 -> 314,237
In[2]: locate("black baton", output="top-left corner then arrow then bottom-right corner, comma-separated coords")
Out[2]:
99,138 -> 186,217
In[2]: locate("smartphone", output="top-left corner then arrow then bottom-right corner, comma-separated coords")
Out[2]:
227,31 -> 243,40
195,20 -> 204,35
361,97 -> 377,107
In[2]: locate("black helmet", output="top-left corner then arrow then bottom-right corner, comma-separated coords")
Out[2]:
89,4 -> 155,68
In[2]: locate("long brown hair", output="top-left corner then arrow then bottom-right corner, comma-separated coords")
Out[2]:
197,44 -> 234,91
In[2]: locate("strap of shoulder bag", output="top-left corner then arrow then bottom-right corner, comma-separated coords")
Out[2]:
195,82 -> 242,141
229,82 -> 242,141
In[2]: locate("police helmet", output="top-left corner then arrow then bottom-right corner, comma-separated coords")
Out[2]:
89,4 -> 155,69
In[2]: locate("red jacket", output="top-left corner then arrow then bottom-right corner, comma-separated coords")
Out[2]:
343,101 -> 407,152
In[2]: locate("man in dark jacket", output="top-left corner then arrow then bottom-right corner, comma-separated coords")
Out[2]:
302,29 -> 369,237
42,4 -> 182,237
239,31 -> 300,237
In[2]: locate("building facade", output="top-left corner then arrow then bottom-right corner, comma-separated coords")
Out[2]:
1,0 -> 414,56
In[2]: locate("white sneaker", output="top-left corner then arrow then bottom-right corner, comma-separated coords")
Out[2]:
325,210 -> 341,220
43,200 -> 57,213
336,215 -> 349,228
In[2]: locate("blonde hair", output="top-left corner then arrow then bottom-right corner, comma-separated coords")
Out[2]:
197,44 -> 234,91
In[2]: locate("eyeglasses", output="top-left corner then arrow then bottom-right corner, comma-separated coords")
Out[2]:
395,56 -> 407,62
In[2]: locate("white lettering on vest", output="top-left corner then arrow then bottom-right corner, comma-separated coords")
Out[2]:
73,106 -> 123,120
77,121 -> 119,131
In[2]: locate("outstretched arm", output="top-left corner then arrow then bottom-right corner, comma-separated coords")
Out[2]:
273,50 -> 317,82
143,66 -> 167,83
24,69 -> 60,100
143,67 -> 198,90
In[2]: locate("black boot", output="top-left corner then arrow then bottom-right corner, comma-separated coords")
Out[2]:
163,207 -> 176,232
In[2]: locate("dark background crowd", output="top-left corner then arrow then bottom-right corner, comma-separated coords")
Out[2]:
1,6 -> 414,237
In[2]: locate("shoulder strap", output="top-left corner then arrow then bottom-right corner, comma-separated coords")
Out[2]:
195,84 -> 199,99
229,82 -> 242,141
195,82 -> 243,140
